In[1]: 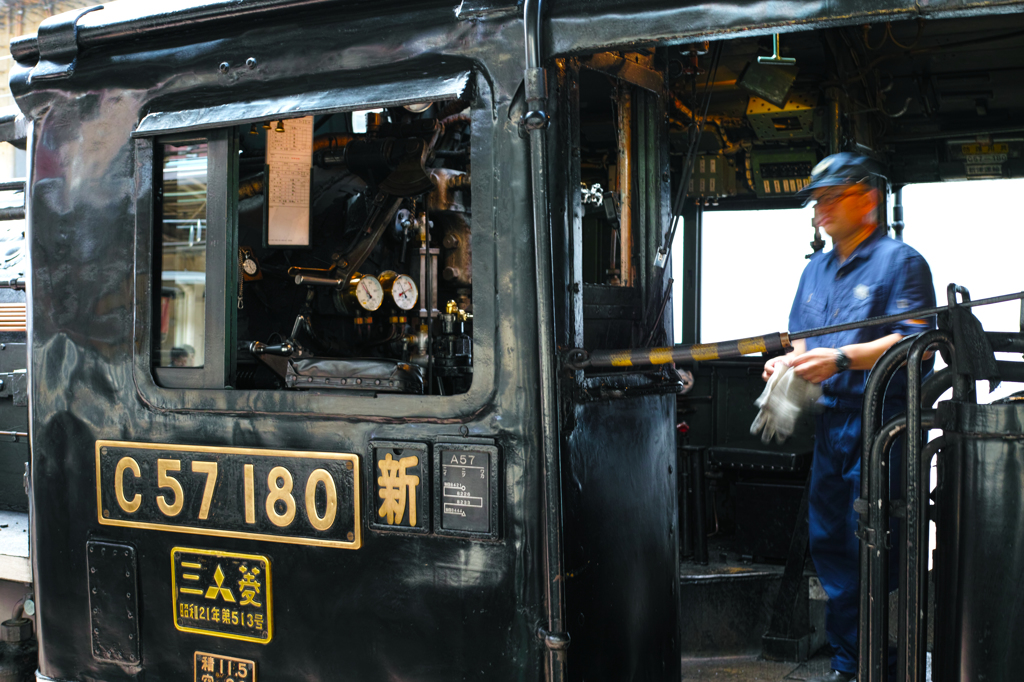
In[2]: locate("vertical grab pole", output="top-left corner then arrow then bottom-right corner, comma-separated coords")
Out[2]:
900,330 -> 953,682
522,1 -> 569,680
859,335 -> 918,682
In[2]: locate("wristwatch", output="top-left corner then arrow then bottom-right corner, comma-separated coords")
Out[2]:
834,348 -> 852,373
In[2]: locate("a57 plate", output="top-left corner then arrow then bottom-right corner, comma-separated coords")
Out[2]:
96,440 -> 361,549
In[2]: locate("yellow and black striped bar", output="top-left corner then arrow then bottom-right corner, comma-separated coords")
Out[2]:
569,290 -> 1024,371
576,332 -> 791,370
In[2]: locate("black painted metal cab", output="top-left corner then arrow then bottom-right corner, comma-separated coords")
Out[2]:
8,1 -> 1024,681
9,2 -> 678,680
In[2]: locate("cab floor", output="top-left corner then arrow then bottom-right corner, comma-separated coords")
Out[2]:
680,649 -> 833,681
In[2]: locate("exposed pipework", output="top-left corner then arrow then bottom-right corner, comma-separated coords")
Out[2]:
827,87 -> 842,155
521,0 -> 568,680
616,84 -> 633,287
892,187 -> 904,241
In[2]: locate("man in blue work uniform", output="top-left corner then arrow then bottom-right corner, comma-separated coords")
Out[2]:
762,153 -> 935,682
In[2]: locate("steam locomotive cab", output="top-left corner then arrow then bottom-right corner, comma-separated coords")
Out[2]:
0,2 -> 1021,682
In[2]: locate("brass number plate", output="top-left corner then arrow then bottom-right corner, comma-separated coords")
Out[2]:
95,440 -> 361,549
194,651 -> 257,681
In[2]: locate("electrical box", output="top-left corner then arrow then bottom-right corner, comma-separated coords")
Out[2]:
689,154 -> 737,198
746,92 -> 818,141
750,148 -> 818,198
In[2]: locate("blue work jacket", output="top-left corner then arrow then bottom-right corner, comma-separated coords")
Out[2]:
789,227 -> 936,411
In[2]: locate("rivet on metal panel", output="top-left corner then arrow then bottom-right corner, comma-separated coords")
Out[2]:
219,62 -> 230,73
246,57 -> 257,69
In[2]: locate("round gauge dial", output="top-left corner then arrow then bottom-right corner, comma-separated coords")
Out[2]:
388,274 -> 419,311
242,258 -> 258,276
353,274 -> 384,311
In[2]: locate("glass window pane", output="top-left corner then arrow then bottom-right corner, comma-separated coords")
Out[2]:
158,141 -> 208,368
671,206 -> 814,344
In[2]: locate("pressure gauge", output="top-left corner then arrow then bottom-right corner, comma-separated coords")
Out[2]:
339,273 -> 384,313
379,271 -> 419,311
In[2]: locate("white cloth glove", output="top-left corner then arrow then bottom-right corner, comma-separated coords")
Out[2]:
750,362 -> 822,444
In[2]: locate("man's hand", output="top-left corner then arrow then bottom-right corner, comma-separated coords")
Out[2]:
762,355 -> 789,382
762,339 -> 807,382
788,347 -> 840,384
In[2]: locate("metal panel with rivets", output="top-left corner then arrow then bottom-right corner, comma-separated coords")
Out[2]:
87,540 -> 140,665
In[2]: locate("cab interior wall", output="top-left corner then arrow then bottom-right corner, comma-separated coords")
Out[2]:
569,11 -> 1024,360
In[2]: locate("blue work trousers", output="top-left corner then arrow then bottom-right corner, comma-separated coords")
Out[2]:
809,408 -> 902,675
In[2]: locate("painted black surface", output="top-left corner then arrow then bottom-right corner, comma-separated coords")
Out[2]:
734,481 -> 803,561
563,391 -> 679,681
679,570 -> 781,656
935,399 -> 1024,682
11,1 -> 1024,680
14,4 -> 547,680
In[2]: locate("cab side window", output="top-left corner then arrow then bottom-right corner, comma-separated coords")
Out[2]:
156,140 -> 209,369
150,102 -> 474,397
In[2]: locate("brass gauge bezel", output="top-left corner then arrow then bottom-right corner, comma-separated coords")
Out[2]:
378,270 -> 419,311
337,273 -> 384,314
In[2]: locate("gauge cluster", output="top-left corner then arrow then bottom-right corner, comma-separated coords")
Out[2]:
231,104 -> 473,396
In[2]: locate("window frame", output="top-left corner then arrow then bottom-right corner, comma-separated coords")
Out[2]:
150,129 -> 238,390
131,75 -> 497,419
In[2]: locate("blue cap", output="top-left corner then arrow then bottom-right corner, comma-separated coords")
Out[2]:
796,152 -> 887,202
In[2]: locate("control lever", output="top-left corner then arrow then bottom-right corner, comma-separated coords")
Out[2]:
294,274 -> 345,287
249,340 -> 295,357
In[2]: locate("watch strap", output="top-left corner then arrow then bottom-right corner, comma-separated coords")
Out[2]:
834,348 -> 851,372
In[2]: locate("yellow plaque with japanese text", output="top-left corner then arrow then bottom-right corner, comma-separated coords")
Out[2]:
173,548 -> 273,644
370,441 -> 430,534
